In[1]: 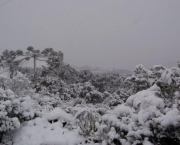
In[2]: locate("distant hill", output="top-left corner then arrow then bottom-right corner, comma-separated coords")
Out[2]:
72,65 -> 132,74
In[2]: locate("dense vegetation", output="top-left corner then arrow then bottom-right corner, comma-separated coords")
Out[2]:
0,47 -> 180,145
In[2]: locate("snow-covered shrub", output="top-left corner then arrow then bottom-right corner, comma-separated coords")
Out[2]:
79,70 -> 94,83
62,82 -> 94,100
0,88 -> 34,142
0,68 -> 31,96
41,62 -> 80,84
75,108 -> 100,137
73,82 -> 104,104
79,82 -> 95,96
34,76 -> 72,101
156,67 -> 180,98
85,90 -> 104,104
71,97 -> 86,107
127,65 -> 180,98
13,114 -> 83,145
66,84 -> 81,98
9,72 -> 31,96
103,92 -> 124,107
115,88 -> 131,102
35,76 -> 65,94
46,107 -> 73,125
32,92 -> 61,112
96,85 -> 180,145
63,82 -> 105,104
91,72 -> 128,93
126,64 -> 153,94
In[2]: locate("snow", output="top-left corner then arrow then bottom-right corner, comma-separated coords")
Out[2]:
13,118 -> 83,145
126,85 -> 165,110
161,69 -> 174,85
111,104 -> 135,118
46,107 -> 74,122
154,108 -> 180,127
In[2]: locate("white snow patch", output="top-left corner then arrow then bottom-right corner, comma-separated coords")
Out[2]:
46,107 -> 74,122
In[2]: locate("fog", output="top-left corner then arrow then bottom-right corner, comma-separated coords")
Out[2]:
0,0 -> 180,70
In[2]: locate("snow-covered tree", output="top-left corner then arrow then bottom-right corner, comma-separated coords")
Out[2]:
126,64 -> 180,98
0,50 -> 29,79
42,48 -> 63,72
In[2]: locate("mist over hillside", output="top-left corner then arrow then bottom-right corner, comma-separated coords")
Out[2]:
18,58 -> 132,75
72,65 -> 132,74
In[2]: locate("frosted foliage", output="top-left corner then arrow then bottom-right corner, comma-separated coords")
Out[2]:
75,107 -> 100,137
2,50 -> 180,145
126,64 -> 180,98
126,85 -> 165,110
0,87 -> 34,135
0,89 -> 19,133
96,85 -> 180,145
153,108 -> 180,127
0,68 -> 30,95
46,107 -> 73,122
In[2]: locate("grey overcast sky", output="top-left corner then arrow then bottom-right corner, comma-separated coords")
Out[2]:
0,0 -> 180,70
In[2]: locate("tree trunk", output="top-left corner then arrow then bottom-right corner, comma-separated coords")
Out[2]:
58,56 -> 61,74
58,53 -> 63,77
34,55 -> 36,81
9,64 -> 14,79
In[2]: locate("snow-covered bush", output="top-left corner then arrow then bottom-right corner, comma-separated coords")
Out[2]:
126,64 -> 153,94
63,82 -> 105,104
91,72 -> 128,93
79,70 -> 94,83
103,92 -> 124,107
75,108 -> 100,137
85,90 -> 104,104
46,107 -> 73,124
71,97 -> 86,107
62,83 -> 85,99
32,92 -> 61,112
0,88 -> 34,142
0,68 -> 31,96
13,108 -> 83,145
77,82 -> 104,104
115,88 -> 131,102
41,62 -> 80,84
127,65 -> 180,98
35,76 -> 65,94
34,76 -> 72,101
96,85 -> 180,145
156,67 -> 180,98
